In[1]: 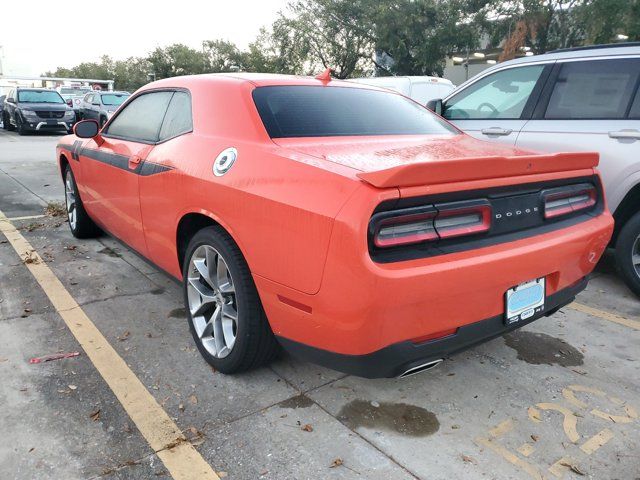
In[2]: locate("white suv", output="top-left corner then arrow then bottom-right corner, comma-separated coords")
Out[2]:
430,43 -> 640,297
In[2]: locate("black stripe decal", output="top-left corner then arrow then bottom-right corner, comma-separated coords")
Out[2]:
81,147 -> 174,177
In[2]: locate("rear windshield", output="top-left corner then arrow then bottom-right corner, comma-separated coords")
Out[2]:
18,90 -> 65,104
252,86 -> 458,138
101,93 -> 129,106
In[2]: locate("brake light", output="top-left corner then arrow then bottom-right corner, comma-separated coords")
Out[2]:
543,184 -> 597,219
374,209 -> 437,248
434,203 -> 491,240
372,201 -> 491,248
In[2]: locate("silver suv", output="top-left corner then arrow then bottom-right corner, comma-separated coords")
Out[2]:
430,43 -> 640,297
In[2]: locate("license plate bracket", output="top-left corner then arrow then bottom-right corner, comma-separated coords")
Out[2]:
505,278 -> 545,325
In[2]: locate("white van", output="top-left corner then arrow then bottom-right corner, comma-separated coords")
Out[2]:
349,76 -> 455,106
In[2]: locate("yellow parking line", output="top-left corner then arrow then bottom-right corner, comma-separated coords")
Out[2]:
0,210 -> 219,480
569,302 -> 640,331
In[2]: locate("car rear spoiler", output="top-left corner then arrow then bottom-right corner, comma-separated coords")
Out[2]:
356,152 -> 599,188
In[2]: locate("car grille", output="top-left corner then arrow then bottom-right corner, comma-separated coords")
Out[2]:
36,111 -> 65,119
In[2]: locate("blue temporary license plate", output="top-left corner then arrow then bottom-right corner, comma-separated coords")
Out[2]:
505,278 -> 545,325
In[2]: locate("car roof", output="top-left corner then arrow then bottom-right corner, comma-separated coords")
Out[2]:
143,72 -> 390,92
99,91 -> 129,95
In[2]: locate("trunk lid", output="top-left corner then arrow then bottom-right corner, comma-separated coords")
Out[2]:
274,134 -> 599,188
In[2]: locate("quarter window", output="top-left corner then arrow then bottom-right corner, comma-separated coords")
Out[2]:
104,91 -> 173,143
443,65 -> 545,120
159,91 -> 192,141
545,59 -> 640,120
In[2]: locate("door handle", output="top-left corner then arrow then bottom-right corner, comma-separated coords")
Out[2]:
128,155 -> 142,170
481,127 -> 513,136
608,130 -> 640,140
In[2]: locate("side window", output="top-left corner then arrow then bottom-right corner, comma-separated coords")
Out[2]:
629,88 -> 640,119
104,91 -> 173,143
158,91 -> 193,141
444,65 -> 546,120
545,59 -> 640,120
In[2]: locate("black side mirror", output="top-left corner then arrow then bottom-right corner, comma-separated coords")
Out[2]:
426,99 -> 443,115
74,120 -> 100,138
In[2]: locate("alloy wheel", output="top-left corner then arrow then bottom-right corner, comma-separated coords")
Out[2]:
64,170 -> 77,230
187,245 -> 238,358
633,234 -> 640,279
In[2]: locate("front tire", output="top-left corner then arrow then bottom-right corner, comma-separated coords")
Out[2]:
16,116 -> 27,136
63,164 -> 101,238
615,211 -> 640,297
182,226 -> 279,374
4,113 -> 15,131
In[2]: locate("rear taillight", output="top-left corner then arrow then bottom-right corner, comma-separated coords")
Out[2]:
434,202 -> 491,240
373,200 -> 491,248
374,208 -> 437,248
543,184 -> 597,219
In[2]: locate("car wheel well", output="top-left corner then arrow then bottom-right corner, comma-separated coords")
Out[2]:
59,154 -> 70,180
176,213 -> 220,268
612,183 -> 640,244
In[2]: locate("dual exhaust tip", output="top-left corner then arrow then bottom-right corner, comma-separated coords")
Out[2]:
398,358 -> 444,378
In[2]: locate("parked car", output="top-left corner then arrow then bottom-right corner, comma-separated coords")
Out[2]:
428,43 -> 640,297
0,96 -> 5,128
3,88 -> 76,135
57,74 -> 612,377
58,85 -> 92,114
78,91 -> 130,126
350,75 -> 455,106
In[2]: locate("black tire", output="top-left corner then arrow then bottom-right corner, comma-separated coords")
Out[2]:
16,116 -> 27,136
63,163 -> 101,239
4,113 -> 15,131
182,226 -> 279,374
615,211 -> 640,297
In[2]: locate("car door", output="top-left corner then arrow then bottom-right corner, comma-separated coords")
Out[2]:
138,90 -> 193,274
516,57 -> 640,213
79,90 -> 174,256
442,63 -> 553,145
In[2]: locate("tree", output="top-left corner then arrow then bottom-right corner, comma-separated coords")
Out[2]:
147,44 -> 208,79
577,0 -> 640,44
371,0 -> 491,76
275,0 -> 376,78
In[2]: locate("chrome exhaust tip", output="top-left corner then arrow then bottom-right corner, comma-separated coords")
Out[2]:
399,359 -> 444,378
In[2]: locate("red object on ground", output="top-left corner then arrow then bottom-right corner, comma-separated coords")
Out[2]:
29,352 -> 81,364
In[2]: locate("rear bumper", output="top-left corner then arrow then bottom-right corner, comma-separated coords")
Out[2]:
276,277 -> 586,378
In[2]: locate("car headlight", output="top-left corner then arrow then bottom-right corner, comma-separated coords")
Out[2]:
21,110 -> 37,118
64,111 -> 75,118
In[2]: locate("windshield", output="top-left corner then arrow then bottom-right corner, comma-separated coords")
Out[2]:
101,93 -> 130,106
60,87 -> 91,96
252,86 -> 458,138
18,90 -> 65,104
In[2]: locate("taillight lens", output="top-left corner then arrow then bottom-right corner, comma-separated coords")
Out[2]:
374,209 -> 437,248
373,201 -> 491,248
434,203 -> 492,240
543,184 -> 597,219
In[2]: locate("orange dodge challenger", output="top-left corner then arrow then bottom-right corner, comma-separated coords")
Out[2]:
56,73 -> 613,378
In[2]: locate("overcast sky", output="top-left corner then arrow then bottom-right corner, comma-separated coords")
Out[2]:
0,0 -> 290,77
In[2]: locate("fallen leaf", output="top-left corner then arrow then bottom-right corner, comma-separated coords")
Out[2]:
68,384 -> 77,390
118,331 -> 130,342
461,455 -> 477,464
89,409 -> 101,422
330,458 -> 343,468
531,434 -> 539,442
189,394 -> 198,405
560,460 -> 585,476
301,424 -> 313,432
28,447 -> 35,453
0,358 -> 8,363
178,403 -> 185,412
